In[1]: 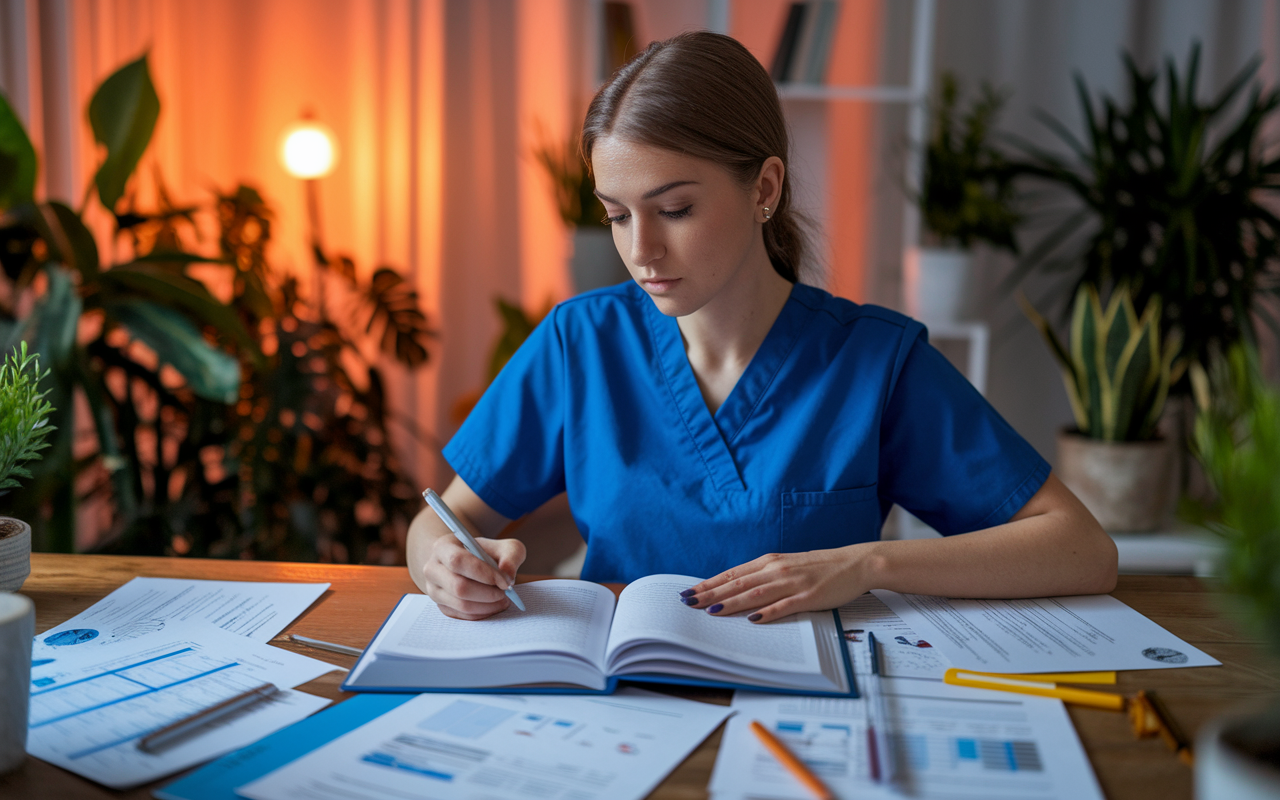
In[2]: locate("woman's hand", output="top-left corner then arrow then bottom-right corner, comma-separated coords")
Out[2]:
418,533 -> 527,620
682,547 -> 870,623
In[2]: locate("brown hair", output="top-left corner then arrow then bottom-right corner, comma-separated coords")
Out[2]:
581,31 -> 810,283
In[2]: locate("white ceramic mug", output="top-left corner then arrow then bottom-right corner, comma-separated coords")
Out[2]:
0,592 -> 34,775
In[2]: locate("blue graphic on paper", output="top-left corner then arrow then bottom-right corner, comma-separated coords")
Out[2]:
43,628 -> 99,646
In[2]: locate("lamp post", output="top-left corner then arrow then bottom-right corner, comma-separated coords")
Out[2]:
280,115 -> 337,317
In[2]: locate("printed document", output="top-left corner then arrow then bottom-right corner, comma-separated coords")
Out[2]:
36,576 -> 329,645
27,620 -> 338,789
236,688 -> 733,800
709,681 -> 1103,800
838,593 -> 951,679
872,591 -> 1220,673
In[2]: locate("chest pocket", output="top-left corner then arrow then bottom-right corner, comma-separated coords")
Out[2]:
781,485 -> 881,552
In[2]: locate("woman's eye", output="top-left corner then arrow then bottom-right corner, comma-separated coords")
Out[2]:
603,212 -> 629,225
660,205 -> 693,219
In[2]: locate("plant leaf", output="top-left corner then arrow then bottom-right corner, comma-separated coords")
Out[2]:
104,299 -> 240,403
88,54 -> 160,210
0,91 -> 37,210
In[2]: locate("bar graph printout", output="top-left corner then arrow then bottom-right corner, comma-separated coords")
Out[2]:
236,688 -> 733,800
27,621 -> 336,789
708,683 -> 1103,800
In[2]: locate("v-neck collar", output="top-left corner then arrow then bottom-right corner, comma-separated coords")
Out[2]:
646,284 -> 814,493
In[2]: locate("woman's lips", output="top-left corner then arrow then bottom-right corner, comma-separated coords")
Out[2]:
641,277 -> 681,293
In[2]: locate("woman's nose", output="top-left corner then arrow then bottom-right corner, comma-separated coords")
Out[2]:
629,219 -> 664,268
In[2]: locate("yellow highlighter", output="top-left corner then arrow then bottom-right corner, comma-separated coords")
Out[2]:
944,668 -> 1126,710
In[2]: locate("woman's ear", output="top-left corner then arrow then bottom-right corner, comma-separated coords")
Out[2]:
755,156 -> 785,221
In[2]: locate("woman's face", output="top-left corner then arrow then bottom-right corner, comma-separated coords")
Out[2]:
591,136 -> 770,318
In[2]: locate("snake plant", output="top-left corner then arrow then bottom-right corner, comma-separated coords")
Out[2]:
1022,284 -> 1185,442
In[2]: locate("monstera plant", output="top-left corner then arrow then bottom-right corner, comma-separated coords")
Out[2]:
0,56 -> 434,562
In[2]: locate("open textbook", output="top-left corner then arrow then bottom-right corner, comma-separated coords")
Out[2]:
342,575 -> 854,695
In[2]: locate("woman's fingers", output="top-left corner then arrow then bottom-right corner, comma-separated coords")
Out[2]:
680,549 -> 862,622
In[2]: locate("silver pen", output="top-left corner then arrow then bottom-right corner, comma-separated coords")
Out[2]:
138,682 -> 279,753
288,634 -> 364,657
423,488 -> 526,611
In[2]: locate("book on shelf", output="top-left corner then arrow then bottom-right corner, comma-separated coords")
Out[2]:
342,574 -> 857,697
770,3 -> 809,82
772,1 -> 841,86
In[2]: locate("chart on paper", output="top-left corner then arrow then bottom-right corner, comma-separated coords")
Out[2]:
711,683 -> 1103,800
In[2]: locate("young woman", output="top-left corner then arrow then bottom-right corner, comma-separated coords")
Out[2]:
407,31 -> 1117,622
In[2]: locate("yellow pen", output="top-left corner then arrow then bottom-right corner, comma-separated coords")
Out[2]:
944,668 -> 1126,710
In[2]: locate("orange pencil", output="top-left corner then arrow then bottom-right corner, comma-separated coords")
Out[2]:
749,720 -> 836,800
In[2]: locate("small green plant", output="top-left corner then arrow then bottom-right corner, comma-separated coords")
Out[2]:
1021,284 -> 1184,442
1190,344 -> 1280,656
0,342 -> 55,490
917,72 -> 1019,251
532,132 -> 607,229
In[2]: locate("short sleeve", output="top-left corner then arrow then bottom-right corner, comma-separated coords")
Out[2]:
442,307 -> 567,520
878,334 -> 1050,534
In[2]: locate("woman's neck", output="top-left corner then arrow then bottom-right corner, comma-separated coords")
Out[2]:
677,264 -> 794,414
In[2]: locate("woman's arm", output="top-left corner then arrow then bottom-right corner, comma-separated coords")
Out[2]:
406,475 -> 526,619
683,473 -> 1117,623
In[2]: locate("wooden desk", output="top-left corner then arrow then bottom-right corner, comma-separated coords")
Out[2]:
3,553 -> 1278,799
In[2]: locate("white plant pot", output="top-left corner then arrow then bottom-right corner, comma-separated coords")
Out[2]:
570,228 -> 631,294
0,518 -> 30,592
1196,704 -> 1280,799
1056,431 -> 1174,532
903,246 -> 977,323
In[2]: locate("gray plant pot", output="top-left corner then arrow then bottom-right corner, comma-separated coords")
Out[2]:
570,228 -> 630,294
1196,704 -> 1280,799
1056,431 -> 1174,532
0,518 -> 30,592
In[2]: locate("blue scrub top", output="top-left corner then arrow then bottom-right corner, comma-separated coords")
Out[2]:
444,281 -> 1050,584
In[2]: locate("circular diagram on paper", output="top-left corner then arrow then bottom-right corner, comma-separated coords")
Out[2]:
43,628 -> 100,646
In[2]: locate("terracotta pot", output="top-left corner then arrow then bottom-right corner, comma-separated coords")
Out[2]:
1056,431 -> 1174,532
0,518 -> 29,592
903,246 -> 977,323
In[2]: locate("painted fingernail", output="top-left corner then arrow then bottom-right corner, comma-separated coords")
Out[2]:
707,603 -> 724,614
682,597 -> 699,606
679,588 -> 696,597
748,613 -> 763,622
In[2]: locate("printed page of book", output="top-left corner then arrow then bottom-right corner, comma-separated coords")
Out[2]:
603,574 -> 824,675
372,581 -> 617,668
873,590 -> 1221,674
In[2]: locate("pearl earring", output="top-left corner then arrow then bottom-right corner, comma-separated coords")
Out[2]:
762,207 -> 772,221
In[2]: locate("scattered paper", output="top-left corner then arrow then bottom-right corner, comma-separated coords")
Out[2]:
872,591 -> 1220,674
27,620 -> 338,789
36,577 -> 329,647
236,688 -> 733,800
710,681 -> 1103,800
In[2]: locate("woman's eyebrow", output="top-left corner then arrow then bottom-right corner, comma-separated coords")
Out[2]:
595,180 -> 699,205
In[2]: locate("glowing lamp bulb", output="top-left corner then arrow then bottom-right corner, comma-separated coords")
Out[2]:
281,122 -> 336,179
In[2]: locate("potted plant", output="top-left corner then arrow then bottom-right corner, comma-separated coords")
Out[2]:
906,72 -> 1019,323
1009,43 -> 1280,381
1021,284 -> 1185,530
0,342 -> 55,591
1188,344 -> 1280,798
533,132 -> 629,293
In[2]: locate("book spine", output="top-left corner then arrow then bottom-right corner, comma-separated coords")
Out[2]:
770,3 -> 808,83
803,1 -> 840,85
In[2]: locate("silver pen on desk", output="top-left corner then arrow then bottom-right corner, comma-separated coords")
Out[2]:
137,682 -> 279,753
289,634 -> 364,657
865,632 -> 896,786
423,488 -> 526,611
